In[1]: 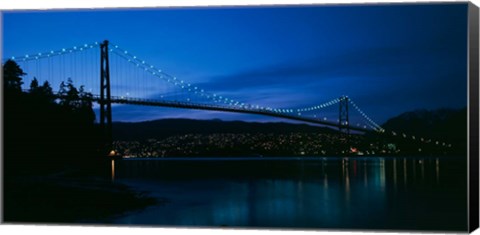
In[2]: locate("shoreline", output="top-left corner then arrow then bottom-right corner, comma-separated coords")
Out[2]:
3,171 -> 159,224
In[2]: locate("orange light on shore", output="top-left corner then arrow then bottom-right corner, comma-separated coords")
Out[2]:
108,150 -> 116,156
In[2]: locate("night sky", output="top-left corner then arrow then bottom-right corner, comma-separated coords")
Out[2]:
2,3 -> 468,124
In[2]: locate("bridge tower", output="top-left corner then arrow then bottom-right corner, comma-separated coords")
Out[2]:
338,95 -> 350,135
338,95 -> 350,153
100,40 -> 113,154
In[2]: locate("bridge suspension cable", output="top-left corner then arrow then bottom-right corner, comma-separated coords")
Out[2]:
109,43 -> 275,111
348,98 -> 384,132
4,42 -> 100,63
295,97 -> 342,113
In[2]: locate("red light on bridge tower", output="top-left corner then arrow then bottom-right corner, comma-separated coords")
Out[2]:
100,40 -> 113,154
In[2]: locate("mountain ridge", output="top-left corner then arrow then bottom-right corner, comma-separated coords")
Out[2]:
112,107 -> 467,145
380,107 -> 467,153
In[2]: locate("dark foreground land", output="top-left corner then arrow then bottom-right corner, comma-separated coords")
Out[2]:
3,169 -> 158,223
3,61 -> 158,223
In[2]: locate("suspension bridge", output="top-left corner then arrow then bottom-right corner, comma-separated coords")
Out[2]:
5,40 -> 395,151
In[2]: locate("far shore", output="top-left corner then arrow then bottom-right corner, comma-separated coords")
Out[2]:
117,155 -> 465,160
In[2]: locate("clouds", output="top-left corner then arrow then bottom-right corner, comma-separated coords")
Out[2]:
195,41 -> 466,108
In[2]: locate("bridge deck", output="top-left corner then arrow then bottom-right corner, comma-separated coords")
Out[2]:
89,95 -> 371,133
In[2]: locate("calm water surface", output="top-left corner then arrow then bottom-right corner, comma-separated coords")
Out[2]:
107,157 -> 467,231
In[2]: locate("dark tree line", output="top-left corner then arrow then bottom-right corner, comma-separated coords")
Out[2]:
3,59 -> 104,178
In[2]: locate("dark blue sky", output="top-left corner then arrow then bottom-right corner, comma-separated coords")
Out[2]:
2,3 -> 468,124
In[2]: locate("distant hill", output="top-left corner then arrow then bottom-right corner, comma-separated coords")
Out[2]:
381,107 -> 467,151
112,118 -> 337,141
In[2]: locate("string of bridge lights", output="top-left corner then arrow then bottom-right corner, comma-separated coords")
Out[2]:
347,101 -> 451,147
109,43 -> 281,112
348,99 -> 384,132
6,42 -> 99,62
387,130 -> 451,147
293,96 -> 384,133
296,97 -> 342,113
295,97 -> 451,148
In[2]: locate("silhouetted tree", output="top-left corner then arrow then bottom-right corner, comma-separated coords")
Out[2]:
40,81 -> 55,103
3,59 -> 25,93
4,61 -> 102,178
29,78 -> 55,105
59,78 -> 91,110
30,77 -> 39,91
78,85 -> 96,124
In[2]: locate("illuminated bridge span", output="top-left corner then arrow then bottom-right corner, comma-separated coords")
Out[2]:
93,95 -> 371,132
6,40 -> 387,150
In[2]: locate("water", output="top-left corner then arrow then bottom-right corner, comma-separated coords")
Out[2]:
108,157 -> 467,231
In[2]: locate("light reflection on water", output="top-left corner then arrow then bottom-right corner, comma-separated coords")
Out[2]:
111,159 -> 115,182
109,157 -> 467,231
